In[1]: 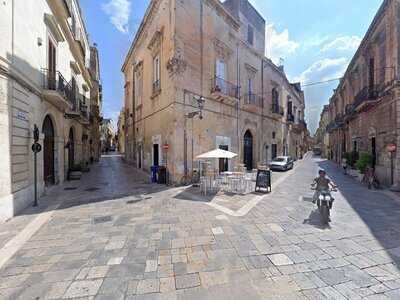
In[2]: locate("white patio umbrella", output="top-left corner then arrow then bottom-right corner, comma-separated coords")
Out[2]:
196,148 -> 237,159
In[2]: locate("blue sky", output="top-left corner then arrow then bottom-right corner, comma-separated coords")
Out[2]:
80,0 -> 383,134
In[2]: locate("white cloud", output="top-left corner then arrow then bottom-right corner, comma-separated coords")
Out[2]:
294,57 -> 349,84
322,36 -> 361,52
266,24 -> 299,64
101,0 -> 131,34
295,57 -> 350,134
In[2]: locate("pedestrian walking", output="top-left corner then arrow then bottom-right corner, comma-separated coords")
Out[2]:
342,157 -> 348,175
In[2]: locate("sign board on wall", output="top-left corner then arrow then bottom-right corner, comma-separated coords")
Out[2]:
16,111 -> 28,121
387,144 -> 396,153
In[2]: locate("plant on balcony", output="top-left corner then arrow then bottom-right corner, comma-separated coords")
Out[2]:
355,152 -> 372,174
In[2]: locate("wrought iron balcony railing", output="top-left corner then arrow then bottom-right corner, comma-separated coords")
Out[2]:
41,69 -> 75,106
211,77 -> 239,99
287,113 -> 295,123
271,104 -> 284,115
353,85 -> 380,109
243,93 -> 263,107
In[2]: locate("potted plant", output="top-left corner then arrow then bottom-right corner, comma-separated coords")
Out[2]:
355,152 -> 373,181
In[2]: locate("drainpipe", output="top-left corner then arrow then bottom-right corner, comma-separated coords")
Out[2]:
261,58 -> 264,165
236,42 -> 240,160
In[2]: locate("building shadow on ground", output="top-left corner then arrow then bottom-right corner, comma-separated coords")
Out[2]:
317,159 -> 400,270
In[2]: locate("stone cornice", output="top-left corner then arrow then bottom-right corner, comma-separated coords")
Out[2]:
204,0 -> 240,31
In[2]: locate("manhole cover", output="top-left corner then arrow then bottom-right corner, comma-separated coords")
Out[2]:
64,187 -> 78,191
92,215 -> 112,224
85,187 -> 101,192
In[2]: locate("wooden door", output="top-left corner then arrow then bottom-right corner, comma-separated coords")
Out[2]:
244,130 -> 253,171
42,116 -> 55,185
68,128 -> 75,170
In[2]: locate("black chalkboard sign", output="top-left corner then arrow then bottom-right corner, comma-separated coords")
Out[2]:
255,169 -> 271,192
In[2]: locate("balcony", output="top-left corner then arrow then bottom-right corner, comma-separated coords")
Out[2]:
271,104 -> 284,116
41,69 -> 74,111
335,114 -> 345,128
326,114 -> 345,133
62,0 -> 72,17
210,77 -> 239,103
287,113 -> 295,123
79,96 -> 90,125
353,85 -> 381,112
73,28 -> 86,58
344,103 -> 356,121
243,93 -> 262,107
326,121 -> 336,133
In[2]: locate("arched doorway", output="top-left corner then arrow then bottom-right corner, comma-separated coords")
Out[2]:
42,115 -> 55,185
68,128 -> 75,170
243,130 -> 253,171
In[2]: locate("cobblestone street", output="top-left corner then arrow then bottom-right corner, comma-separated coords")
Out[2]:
0,154 -> 400,299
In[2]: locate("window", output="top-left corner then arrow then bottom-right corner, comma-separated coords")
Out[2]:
134,71 -> 143,107
272,88 -> 280,113
247,25 -> 254,45
379,43 -> 386,83
215,58 -> 226,93
248,78 -> 252,95
47,38 -> 57,90
153,54 -> 161,93
216,59 -> 225,80
272,132 -> 276,139
369,58 -> 375,89
287,99 -> 293,115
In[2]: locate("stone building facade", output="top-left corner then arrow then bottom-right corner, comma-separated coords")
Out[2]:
315,105 -> 330,158
88,45 -> 103,162
0,0 -> 100,220
325,0 -> 400,187
122,0 -> 307,183
117,107 -> 126,154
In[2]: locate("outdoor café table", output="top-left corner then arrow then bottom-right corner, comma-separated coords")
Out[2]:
225,173 -> 243,193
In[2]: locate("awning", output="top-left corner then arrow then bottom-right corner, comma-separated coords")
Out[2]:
196,149 -> 238,159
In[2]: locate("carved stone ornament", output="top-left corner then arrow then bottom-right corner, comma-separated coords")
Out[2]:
133,61 -> 143,76
148,30 -> 162,54
167,47 -> 187,76
213,38 -> 233,60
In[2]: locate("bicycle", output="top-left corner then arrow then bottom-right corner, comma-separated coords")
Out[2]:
362,167 -> 380,190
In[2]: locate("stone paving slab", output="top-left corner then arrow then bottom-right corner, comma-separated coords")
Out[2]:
0,155 -> 399,299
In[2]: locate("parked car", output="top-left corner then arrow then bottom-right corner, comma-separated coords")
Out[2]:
270,156 -> 294,171
313,147 -> 322,156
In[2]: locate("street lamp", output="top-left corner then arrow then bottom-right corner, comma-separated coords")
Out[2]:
193,95 -> 205,119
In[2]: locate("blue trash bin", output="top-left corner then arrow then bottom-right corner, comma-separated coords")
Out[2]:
150,165 -> 159,183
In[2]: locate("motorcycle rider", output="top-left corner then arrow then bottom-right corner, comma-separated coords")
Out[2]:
312,169 -> 337,208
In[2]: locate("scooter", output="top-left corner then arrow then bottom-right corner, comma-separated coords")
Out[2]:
311,187 -> 337,225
